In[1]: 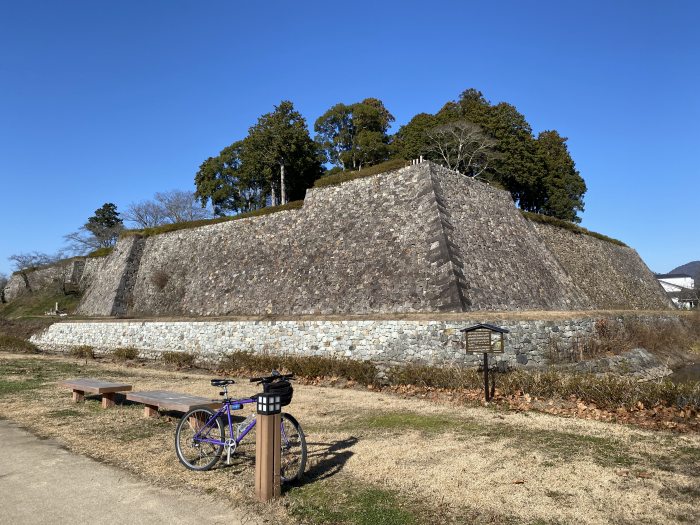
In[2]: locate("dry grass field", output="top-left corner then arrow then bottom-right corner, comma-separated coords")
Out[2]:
0,352 -> 698,525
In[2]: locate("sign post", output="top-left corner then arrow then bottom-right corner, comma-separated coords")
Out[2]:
255,393 -> 282,502
461,324 -> 509,402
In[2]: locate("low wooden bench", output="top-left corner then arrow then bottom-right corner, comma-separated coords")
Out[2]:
60,379 -> 133,409
126,390 -> 221,418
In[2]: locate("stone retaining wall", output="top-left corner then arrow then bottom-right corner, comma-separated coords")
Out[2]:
74,162 -> 671,317
3,256 -> 105,302
30,313 -> 683,369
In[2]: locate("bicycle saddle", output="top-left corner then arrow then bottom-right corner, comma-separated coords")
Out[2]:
210,379 -> 236,386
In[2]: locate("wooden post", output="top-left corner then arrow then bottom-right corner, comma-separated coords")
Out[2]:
144,405 -> 159,418
101,392 -> 116,409
72,390 -> 85,402
255,413 -> 281,502
483,352 -> 489,402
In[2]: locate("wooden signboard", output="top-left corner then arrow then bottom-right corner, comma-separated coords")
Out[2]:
462,324 -> 508,354
465,328 -> 505,354
460,324 -> 510,402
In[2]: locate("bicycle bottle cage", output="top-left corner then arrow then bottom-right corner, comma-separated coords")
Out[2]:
263,379 -> 293,406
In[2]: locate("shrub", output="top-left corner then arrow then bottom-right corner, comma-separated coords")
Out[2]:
161,351 -> 197,368
0,334 -> 39,353
218,351 -> 378,385
521,210 -> 627,247
70,345 -> 94,359
386,362 -> 700,410
112,347 -> 139,361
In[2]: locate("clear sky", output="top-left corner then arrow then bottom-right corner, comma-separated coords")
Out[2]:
0,0 -> 698,277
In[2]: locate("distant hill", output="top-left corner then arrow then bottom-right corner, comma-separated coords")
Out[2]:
669,261 -> 700,279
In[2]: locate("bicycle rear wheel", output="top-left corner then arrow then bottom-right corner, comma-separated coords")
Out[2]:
175,407 -> 225,471
280,413 -> 307,483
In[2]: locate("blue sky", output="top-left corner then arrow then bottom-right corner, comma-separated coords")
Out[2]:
0,0 -> 697,276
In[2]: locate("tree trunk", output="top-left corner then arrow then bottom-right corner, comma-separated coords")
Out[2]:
280,164 -> 286,205
270,185 -> 277,207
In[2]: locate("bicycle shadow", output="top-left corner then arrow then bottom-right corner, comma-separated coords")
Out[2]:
290,435 -> 358,488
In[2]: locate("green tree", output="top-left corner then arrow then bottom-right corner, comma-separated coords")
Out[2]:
315,98 -> 394,170
85,203 -> 123,247
63,203 -> 124,253
393,88 -> 586,222
194,141 -> 255,215
242,100 -> 321,205
535,131 -> 586,222
195,102 -> 320,213
393,112 -> 438,160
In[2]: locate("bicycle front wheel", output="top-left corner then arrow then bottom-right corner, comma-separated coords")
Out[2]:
280,413 -> 307,483
175,407 -> 225,471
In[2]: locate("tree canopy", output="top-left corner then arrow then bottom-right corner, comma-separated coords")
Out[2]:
394,89 -> 586,222
314,98 -> 394,171
195,90 -> 586,223
195,101 -> 321,215
64,202 -> 124,253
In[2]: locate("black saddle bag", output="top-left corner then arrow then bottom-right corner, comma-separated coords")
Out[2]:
263,379 -> 293,406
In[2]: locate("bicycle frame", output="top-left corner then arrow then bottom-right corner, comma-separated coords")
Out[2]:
193,397 -> 257,451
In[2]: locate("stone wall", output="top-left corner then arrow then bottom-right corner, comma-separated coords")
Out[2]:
4,262 -> 76,302
75,162 -> 670,316
30,313 -> 683,369
2,256 -> 105,303
429,165 -> 589,310
533,223 -> 672,310
77,237 -> 145,316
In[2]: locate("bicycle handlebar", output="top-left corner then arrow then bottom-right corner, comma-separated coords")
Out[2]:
249,371 -> 295,384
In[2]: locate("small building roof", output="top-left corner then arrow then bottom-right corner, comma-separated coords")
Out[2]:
460,323 -> 510,334
655,273 -> 693,279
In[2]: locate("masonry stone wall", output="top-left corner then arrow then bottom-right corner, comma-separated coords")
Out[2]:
429,165 -> 589,310
4,263 -> 73,302
532,223 -> 672,310
79,257 -> 105,292
74,162 -> 670,316
2,256 -> 106,303
30,313 -> 683,369
104,163 -> 466,316
77,237 -> 144,316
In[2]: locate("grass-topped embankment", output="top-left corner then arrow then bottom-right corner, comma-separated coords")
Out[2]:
312,158 -> 408,188
120,199 -> 304,239
87,246 -> 114,258
521,210 -> 627,246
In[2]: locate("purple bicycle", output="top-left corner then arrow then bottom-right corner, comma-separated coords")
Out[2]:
174,371 -> 307,482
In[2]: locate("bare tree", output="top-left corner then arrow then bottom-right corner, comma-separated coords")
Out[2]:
155,190 -> 212,223
0,272 -> 7,303
63,224 -> 124,254
123,200 -> 167,229
424,121 -> 498,178
8,252 -> 62,271
123,190 -> 212,229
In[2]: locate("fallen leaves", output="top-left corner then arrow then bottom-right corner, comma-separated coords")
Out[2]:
380,383 -> 700,433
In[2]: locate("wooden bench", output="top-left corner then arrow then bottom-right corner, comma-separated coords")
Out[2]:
60,379 -> 133,409
126,390 -> 221,418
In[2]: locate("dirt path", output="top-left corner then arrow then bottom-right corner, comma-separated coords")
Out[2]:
0,420 -> 261,525
0,353 -> 698,524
